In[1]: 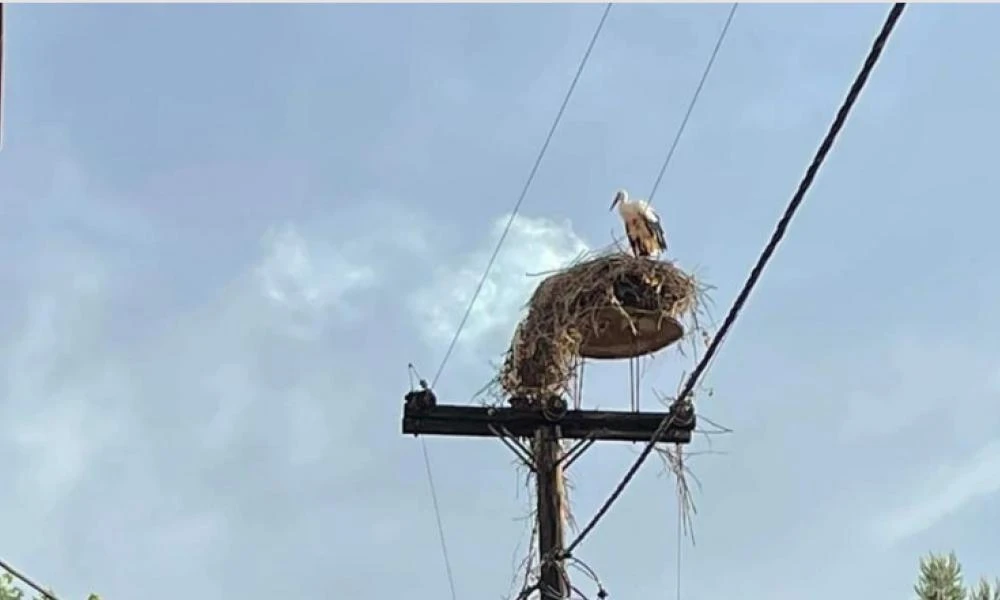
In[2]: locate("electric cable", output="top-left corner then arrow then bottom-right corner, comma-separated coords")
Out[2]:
565,2 -> 907,557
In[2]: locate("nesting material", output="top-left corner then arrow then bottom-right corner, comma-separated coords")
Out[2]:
500,251 -> 698,400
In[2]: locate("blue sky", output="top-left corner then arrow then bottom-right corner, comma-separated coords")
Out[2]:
3,3 -> 1000,599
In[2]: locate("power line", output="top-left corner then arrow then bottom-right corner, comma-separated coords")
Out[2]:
0,558 -> 58,600
675,490 -> 682,600
431,2 -> 614,388
649,3 -> 739,204
565,2 -> 907,558
647,8 -> 741,594
420,439 -> 458,600
637,3 -> 737,390
416,6 -> 614,599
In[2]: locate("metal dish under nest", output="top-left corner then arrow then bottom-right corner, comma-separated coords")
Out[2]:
578,307 -> 684,360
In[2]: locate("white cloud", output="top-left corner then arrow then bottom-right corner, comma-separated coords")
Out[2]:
255,223 -> 378,337
874,440 -> 1000,545
2,248 -> 126,511
163,224 -> 386,464
411,213 -> 590,354
11,388 -> 125,508
0,214 -> 387,541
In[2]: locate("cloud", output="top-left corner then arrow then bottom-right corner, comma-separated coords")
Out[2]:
0,207 -> 397,597
255,223 -> 378,337
874,440 -> 1000,545
4,219 -> 381,478
151,222 -> 386,462
2,246 -> 125,514
410,213 -> 590,355
10,386 -> 126,507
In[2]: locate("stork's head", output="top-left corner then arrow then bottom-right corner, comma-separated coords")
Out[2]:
610,189 -> 628,211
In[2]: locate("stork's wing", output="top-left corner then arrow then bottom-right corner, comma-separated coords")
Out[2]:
642,205 -> 667,251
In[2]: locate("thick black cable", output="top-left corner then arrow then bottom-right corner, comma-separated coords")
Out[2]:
431,2 -> 614,388
565,3 -> 907,557
0,558 -> 58,600
649,3 -> 738,204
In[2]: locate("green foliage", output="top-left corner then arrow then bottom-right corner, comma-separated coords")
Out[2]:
0,573 -> 26,600
916,553 -> 1000,600
969,578 -> 1000,600
0,571 -> 98,600
916,552 -> 966,600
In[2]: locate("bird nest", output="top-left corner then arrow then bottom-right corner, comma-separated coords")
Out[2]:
500,251 -> 699,401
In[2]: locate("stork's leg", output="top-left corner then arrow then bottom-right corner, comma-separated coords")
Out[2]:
628,236 -> 643,258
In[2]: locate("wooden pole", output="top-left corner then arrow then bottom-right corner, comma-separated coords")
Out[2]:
401,391 -> 696,599
535,425 -> 567,600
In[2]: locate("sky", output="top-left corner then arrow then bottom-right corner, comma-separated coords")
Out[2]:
2,2 -> 1000,599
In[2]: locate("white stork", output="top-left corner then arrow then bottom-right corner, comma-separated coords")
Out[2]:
610,189 -> 667,259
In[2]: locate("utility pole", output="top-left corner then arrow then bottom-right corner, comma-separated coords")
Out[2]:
402,387 -> 695,599
534,423 -> 565,599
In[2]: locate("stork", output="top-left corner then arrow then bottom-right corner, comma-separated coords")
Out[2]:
610,189 -> 667,259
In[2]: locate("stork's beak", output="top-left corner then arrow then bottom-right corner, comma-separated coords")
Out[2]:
610,191 -> 625,210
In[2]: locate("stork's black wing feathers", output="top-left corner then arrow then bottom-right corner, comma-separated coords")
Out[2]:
639,203 -> 668,253
648,218 -> 667,252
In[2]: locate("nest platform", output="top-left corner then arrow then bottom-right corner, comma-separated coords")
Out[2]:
578,307 -> 684,359
500,252 -> 698,400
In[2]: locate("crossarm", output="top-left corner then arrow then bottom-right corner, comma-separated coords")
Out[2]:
402,401 -> 695,444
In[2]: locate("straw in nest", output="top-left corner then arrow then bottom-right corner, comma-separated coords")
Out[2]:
500,251 -> 699,401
